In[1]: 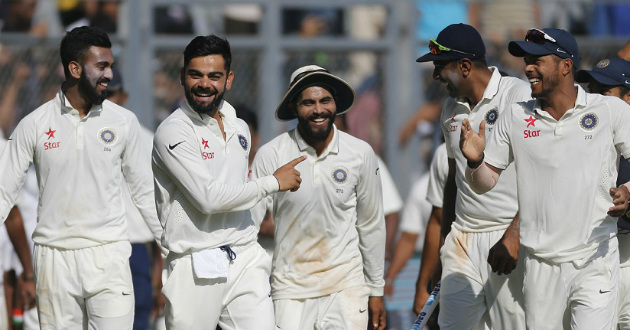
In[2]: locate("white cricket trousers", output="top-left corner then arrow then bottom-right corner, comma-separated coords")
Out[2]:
523,247 -> 619,330
33,241 -> 134,330
438,226 -> 526,330
273,285 -> 371,330
162,242 -> 275,330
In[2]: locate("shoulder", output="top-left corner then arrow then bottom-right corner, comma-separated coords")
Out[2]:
257,132 -> 291,155
499,76 -> 531,101
154,109 -> 192,141
339,130 -> 374,154
102,100 -> 139,122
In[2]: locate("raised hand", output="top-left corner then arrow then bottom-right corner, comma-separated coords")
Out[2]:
459,119 -> 486,165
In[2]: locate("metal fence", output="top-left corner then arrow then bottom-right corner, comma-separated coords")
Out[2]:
0,0 -> 627,198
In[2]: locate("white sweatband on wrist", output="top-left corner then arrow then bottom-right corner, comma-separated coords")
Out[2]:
465,163 -> 499,194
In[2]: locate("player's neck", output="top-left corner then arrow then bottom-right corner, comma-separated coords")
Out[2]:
299,127 -> 333,157
541,85 -> 578,121
467,70 -> 492,107
61,83 -> 92,118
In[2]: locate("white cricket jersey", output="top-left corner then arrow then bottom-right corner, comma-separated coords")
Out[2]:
426,143 -> 448,208
152,101 -> 279,254
484,85 -> 630,264
377,156 -> 403,215
399,143 -> 448,251
0,91 -> 163,250
440,67 -> 531,232
123,125 -> 155,243
250,125 -> 386,299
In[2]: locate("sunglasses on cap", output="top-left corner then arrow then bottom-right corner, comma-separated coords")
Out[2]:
525,28 -> 557,44
429,39 -> 476,57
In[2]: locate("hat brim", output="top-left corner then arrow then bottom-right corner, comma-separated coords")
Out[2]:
416,51 -> 469,63
275,72 -> 356,121
508,41 -> 556,58
576,70 -> 623,86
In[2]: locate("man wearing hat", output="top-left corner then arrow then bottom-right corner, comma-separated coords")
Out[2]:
460,28 -> 630,330
415,23 -> 530,330
250,65 -> 386,330
577,57 -> 630,330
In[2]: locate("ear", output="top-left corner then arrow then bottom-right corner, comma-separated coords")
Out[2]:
69,61 -> 82,79
180,68 -> 185,87
225,71 -> 234,91
622,90 -> 630,105
562,58 -> 574,76
459,58 -> 473,78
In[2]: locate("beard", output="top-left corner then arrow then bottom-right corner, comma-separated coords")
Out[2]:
532,67 -> 561,99
296,112 -> 335,142
78,70 -> 108,105
185,85 -> 225,115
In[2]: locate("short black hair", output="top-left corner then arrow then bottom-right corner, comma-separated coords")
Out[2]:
183,35 -> 232,72
60,26 -> 111,78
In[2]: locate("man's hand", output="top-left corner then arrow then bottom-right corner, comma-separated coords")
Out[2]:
20,274 -> 36,309
488,235 -> 519,275
273,156 -> 306,192
608,185 -> 630,217
488,214 -> 520,275
412,287 -> 430,315
368,296 -> 386,330
459,119 -> 486,164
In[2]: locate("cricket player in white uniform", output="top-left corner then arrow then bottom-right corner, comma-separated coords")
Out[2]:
0,26 -> 164,330
461,28 -> 630,330
250,65 -> 386,330
575,57 -> 630,330
416,23 -> 530,330
385,144 -> 447,303
152,35 -> 304,330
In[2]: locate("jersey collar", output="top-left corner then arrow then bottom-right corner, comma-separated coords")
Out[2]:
453,67 -> 501,112
532,84 -> 587,119
294,124 -> 340,157
58,90 -> 103,117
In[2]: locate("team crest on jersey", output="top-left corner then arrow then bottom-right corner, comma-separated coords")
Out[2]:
332,167 -> 349,184
98,128 -> 117,145
238,134 -> 248,150
579,113 -> 598,131
485,108 -> 499,125
596,59 -> 610,69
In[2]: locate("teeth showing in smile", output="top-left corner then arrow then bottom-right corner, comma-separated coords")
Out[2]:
99,82 -> 108,87
313,118 -> 326,123
529,78 -> 540,84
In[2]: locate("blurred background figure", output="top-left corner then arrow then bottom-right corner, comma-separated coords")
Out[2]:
106,68 -> 164,330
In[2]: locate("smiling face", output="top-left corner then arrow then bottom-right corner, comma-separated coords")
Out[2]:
181,54 -> 233,115
524,54 -> 565,99
433,60 -> 464,98
77,46 -> 114,105
293,86 -> 337,143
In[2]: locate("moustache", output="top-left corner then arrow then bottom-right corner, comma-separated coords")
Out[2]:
192,87 -> 218,96
308,113 -> 334,121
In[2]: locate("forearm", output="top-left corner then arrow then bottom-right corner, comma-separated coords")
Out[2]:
384,212 -> 400,260
385,232 -> 418,283
417,208 -> 441,294
441,169 -> 457,239
464,162 -> 500,194
6,207 -> 34,277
